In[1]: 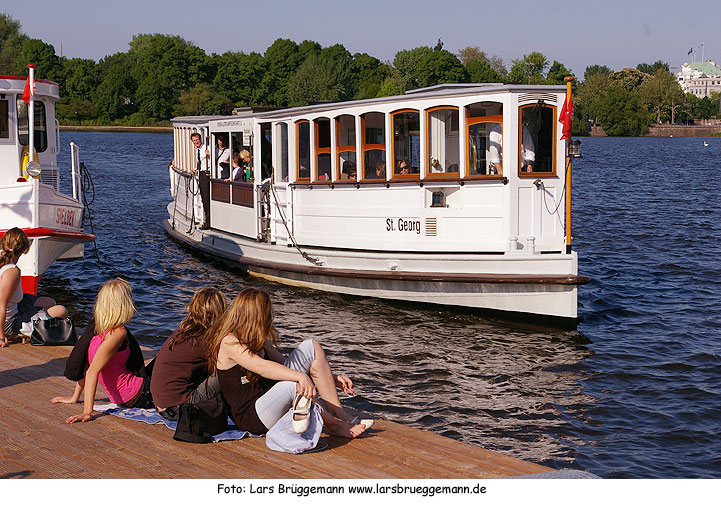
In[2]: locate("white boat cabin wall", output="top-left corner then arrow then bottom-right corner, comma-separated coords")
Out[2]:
171,85 -> 569,256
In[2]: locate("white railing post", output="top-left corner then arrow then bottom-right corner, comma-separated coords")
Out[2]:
70,142 -> 80,201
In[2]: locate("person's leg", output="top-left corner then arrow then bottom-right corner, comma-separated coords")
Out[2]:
284,340 -> 353,422
254,381 -> 296,430
33,296 -> 56,308
186,374 -> 222,404
320,410 -> 367,438
46,305 -> 68,319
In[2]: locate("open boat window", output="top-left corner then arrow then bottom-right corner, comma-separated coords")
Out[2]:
296,120 -> 310,182
314,118 -> 331,182
391,109 -> 420,177
0,99 -> 9,139
17,99 -> 47,152
275,123 -> 289,182
518,102 -> 556,175
465,101 -> 503,177
335,114 -> 357,181
426,106 -> 459,176
260,122 -> 272,181
361,112 -> 385,181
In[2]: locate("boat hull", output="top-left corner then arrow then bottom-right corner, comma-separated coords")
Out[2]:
164,214 -> 586,327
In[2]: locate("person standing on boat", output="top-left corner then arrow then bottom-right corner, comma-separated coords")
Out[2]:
206,287 -> 371,438
150,287 -> 227,421
486,124 -> 535,174
216,135 -> 231,180
0,228 -> 68,348
190,132 -> 211,230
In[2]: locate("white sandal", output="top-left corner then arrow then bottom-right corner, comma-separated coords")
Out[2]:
291,394 -> 312,433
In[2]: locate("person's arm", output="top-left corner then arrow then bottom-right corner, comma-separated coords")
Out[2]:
0,267 -> 20,346
264,338 -> 286,364
223,336 -> 315,398
51,378 -> 85,404
66,326 -> 127,423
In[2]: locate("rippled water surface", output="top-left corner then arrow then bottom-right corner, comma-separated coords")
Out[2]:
43,132 -> 721,478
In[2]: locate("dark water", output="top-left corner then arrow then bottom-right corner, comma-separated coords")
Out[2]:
43,132 -> 721,479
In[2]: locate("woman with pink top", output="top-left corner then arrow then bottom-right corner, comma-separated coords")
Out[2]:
52,278 -> 154,422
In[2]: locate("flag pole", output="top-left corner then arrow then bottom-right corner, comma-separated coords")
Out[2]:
564,76 -> 574,255
27,64 -> 35,163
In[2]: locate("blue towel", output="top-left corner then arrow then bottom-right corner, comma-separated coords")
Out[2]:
94,404 -> 260,442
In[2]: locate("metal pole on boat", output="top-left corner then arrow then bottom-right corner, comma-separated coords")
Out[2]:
27,64 -> 35,163
564,76 -> 573,255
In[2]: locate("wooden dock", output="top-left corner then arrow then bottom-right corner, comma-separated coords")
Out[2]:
0,343 -> 553,479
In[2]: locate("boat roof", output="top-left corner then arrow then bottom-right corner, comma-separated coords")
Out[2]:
173,83 -> 566,125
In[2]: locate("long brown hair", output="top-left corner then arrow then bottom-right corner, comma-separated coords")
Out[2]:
0,227 -> 30,268
206,287 -> 278,379
168,287 -> 226,350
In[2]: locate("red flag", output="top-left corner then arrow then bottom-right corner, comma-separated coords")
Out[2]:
22,75 -> 35,104
558,94 -> 573,140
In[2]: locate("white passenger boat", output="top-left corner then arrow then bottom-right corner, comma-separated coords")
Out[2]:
165,83 -> 589,326
0,66 -> 94,294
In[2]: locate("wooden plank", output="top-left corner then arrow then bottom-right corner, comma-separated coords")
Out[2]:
0,343 -> 553,479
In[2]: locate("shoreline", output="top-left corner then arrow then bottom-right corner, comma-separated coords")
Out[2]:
60,125 -> 172,133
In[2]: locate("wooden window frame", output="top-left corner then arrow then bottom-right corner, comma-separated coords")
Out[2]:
360,112 -> 385,182
295,119 -> 311,183
425,105 -> 460,180
335,115 -> 357,183
390,108 -> 420,180
314,118 -> 331,182
518,104 -> 557,178
464,113 -> 503,180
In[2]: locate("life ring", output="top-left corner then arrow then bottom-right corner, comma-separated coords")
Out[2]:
21,146 -> 39,179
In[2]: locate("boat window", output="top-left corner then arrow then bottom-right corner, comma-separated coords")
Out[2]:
260,122 -> 272,181
426,107 -> 459,176
361,112 -> 385,181
391,109 -> 420,177
0,99 -> 9,139
17,99 -> 48,152
335,115 -> 357,181
519,102 -> 556,175
275,123 -> 289,182
466,102 -> 503,177
314,118 -> 331,182
296,120 -> 310,181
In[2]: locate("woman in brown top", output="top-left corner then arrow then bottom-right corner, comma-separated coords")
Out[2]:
206,288 -> 370,437
151,288 -> 226,420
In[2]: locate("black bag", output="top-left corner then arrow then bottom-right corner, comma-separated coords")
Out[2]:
30,316 -> 78,346
173,397 -> 228,443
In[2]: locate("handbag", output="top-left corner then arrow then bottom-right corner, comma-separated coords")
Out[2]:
266,402 -> 323,454
173,396 -> 228,444
30,316 -> 78,346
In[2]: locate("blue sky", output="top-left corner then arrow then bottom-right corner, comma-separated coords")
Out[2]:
5,0 -> 720,77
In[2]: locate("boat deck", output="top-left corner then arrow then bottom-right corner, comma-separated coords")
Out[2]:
0,343 -> 553,479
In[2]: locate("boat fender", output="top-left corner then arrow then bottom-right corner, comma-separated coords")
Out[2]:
21,146 -> 39,179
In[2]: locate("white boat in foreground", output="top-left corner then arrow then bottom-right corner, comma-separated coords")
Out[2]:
0,66 -> 95,293
165,83 -> 588,327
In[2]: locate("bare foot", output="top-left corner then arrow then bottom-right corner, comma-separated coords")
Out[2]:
0,340 -> 7,348
322,413 -> 367,438
51,396 -> 78,404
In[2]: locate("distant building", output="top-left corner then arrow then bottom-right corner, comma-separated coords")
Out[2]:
676,61 -> 721,98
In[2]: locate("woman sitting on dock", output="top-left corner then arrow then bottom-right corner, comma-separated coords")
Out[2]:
55,278 -> 154,423
206,287 -> 370,438
0,228 -> 68,348
150,287 -> 226,421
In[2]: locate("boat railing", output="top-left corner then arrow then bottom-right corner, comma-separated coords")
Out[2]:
70,142 -> 81,201
40,162 -> 60,191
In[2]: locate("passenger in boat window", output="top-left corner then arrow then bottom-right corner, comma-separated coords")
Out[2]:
521,125 -> 535,172
341,161 -> 356,180
0,228 -> 69,348
228,150 -> 251,182
298,164 -> 309,179
488,124 -> 503,174
375,161 -> 386,179
150,288 -> 227,421
206,287 -> 372,438
397,158 -> 411,175
190,133 -> 211,229
216,135 -> 231,179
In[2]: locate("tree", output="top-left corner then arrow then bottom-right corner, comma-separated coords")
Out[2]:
595,84 -> 651,136
546,60 -> 573,84
465,58 -> 502,83
416,49 -> 467,88
507,52 -> 548,84
62,58 -> 98,102
350,53 -> 394,99
610,67 -> 651,91
694,96 -> 717,120
393,46 -> 433,90
638,69 -> 684,123
258,38 -> 302,106
377,70 -> 405,97
637,60 -> 669,75
286,50 -> 351,106
212,51 -> 266,107
584,64 -> 613,81
174,83 -> 233,116
20,38 -> 62,82
458,46 -> 487,65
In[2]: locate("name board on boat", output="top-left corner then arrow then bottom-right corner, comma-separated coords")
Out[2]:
216,120 -> 253,145
55,206 -> 79,227
386,217 -> 421,235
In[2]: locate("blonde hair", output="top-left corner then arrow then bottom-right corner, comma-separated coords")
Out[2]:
94,278 -> 136,335
168,287 -> 226,350
206,287 -> 278,381
0,227 -> 30,267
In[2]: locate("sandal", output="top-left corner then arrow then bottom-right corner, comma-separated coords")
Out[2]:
291,394 -> 312,433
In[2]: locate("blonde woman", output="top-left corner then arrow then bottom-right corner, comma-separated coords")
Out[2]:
0,228 -> 67,347
206,288 -> 371,438
54,278 -> 154,423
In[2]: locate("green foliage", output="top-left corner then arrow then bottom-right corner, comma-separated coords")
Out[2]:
584,65 -> 612,81
377,71 -> 405,97
416,50 -> 467,88
174,83 -> 233,116
507,52 -> 548,84
55,98 -> 97,123
465,58 -> 502,83
595,84 -> 651,136
350,53 -> 393,99
610,67 -> 651,91
638,69 -> 684,123
546,60 -> 573,84
212,51 -> 266,106
636,60 -> 669,75
259,38 -> 302,106
393,46 -> 433,90
694,96 -> 717,120
457,46 -> 486,65
286,50 -> 352,106
21,38 -> 62,82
